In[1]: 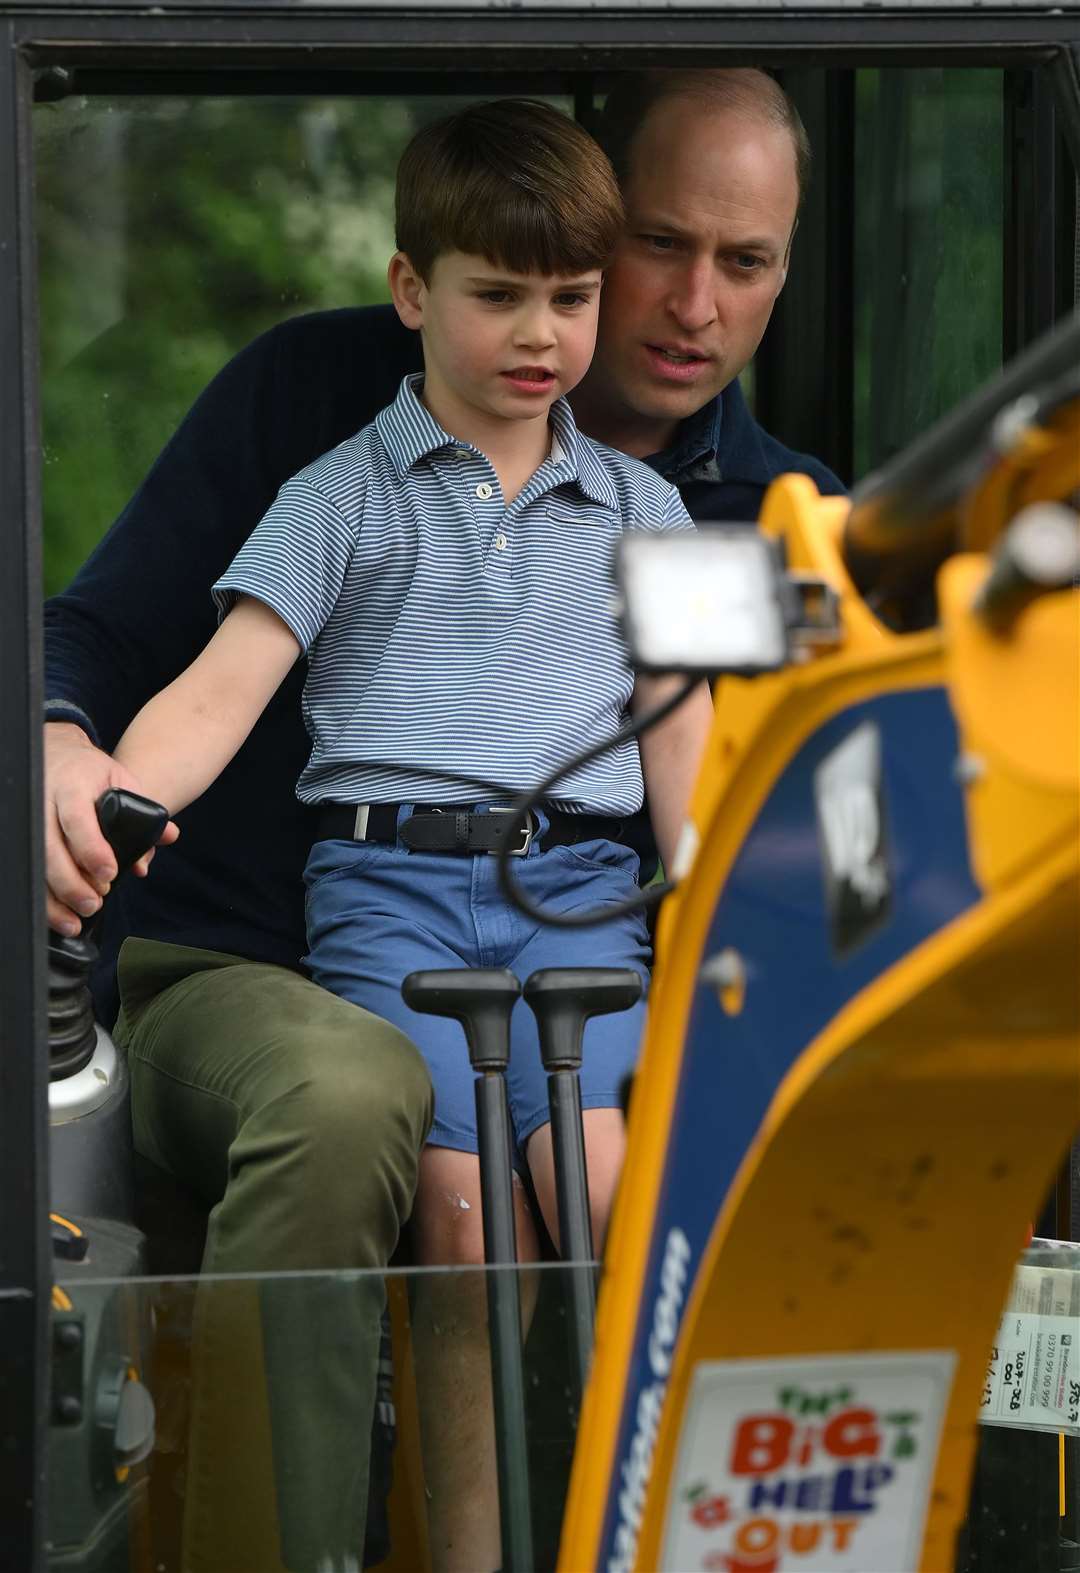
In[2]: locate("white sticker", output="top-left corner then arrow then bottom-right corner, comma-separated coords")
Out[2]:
981,1306 -> 1080,1435
660,1351 -> 954,1573
671,819 -> 701,882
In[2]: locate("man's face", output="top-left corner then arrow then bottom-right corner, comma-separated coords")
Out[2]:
579,97 -> 799,454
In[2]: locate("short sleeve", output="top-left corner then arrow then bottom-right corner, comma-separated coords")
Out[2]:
628,480 -> 696,537
212,478 -> 358,652
660,484 -> 696,534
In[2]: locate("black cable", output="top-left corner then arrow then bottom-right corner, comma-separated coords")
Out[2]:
354,673 -> 701,929
494,674 -> 699,930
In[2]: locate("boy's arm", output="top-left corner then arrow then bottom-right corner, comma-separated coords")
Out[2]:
114,597 -> 302,818
634,675 -> 714,874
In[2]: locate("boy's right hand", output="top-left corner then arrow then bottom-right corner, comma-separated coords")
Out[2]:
45,722 -> 179,936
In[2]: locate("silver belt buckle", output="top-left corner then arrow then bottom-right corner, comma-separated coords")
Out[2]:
488,808 -> 533,857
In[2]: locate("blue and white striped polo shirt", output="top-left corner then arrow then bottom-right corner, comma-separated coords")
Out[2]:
213,374 -> 693,814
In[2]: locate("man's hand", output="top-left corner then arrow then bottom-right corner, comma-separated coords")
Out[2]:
45,722 -> 180,936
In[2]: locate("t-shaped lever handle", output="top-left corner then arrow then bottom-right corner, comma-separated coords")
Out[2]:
400,968 -> 521,1072
401,965 -> 533,1571
522,966 -> 643,1403
523,967 -> 643,1070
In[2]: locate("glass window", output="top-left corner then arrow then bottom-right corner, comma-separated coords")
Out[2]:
47,1263 -> 587,1571
33,94 -> 568,595
48,1241 -> 1080,1569
853,69 -> 1004,479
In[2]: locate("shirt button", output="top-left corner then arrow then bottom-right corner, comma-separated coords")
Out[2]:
475,482 -> 494,500
494,533 -> 508,551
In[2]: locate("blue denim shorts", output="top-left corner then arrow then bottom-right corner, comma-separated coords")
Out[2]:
303,811 -> 650,1159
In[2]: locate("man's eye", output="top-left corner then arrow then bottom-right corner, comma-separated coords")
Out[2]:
730,254 -> 767,274
640,234 -> 678,252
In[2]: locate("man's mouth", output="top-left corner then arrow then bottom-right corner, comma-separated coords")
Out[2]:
644,344 -> 712,381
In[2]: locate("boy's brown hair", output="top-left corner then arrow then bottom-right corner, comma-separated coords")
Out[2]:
395,99 -> 624,282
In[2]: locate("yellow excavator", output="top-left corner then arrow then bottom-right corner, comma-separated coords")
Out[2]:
554,308 -> 1080,1573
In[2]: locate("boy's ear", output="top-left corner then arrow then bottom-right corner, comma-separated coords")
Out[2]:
388,251 -> 426,330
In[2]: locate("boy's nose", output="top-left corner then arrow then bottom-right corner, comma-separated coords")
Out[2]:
513,307 -> 557,349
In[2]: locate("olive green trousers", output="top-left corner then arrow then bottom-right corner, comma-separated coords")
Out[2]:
115,939 -> 434,1573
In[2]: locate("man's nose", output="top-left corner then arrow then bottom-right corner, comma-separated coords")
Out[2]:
666,259 -> 719,333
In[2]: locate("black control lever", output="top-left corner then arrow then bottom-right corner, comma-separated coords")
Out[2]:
401,968 -> 534,1573
523,967 -> 642,1399
48,789 -> 169,1080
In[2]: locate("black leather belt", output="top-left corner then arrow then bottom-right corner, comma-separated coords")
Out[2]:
315,802 -> 628,856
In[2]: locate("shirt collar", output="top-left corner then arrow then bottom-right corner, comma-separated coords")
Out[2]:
548,395 -> 618,510
645,377 -> 775,489
647,396 -> 723,485
376,374 -> 617,511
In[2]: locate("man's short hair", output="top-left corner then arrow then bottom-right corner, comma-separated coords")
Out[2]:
396,99 -> 624,282
598,68 -> 811,209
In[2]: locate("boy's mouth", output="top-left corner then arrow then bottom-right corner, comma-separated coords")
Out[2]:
501,366 -> 557,392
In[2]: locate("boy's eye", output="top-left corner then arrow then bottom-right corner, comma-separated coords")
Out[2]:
552,292 -> 592,308
477,289 -> 513,304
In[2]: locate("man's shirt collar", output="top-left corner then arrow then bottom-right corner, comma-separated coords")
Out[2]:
647,396 -> 723,485
376,374 -> 617,511
646,377 -> 776,491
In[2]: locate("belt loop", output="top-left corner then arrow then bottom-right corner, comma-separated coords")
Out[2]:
530,806 -> 549,856
454,811 -> 470,851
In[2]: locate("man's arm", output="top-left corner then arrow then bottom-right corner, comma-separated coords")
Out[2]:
634,675 -> 714,874
114,597 -> 302,818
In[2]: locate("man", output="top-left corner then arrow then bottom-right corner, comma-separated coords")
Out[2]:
43,68 -> 843,1573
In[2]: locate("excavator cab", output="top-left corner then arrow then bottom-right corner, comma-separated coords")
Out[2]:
2,3 -> 1078,1568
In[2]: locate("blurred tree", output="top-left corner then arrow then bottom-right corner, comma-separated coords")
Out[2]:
34,93 -> 484,592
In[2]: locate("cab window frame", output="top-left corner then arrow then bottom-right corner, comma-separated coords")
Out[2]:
3,10 -> 1079,1567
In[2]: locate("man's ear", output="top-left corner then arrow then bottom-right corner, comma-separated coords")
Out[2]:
388,251 -> 426,330
777,215 -> 797,295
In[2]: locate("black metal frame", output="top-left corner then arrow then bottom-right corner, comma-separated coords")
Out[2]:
755,67 -> 856,484
2,6 -> 1080,1567
1004,63 -> 1079,358
0,17 -> 48,1573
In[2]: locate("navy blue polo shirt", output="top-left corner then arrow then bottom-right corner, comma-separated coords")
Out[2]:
647,376 -> 844,519
44,304 -> 845,1025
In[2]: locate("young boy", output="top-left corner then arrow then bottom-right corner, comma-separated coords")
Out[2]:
113,98 -> 712,1570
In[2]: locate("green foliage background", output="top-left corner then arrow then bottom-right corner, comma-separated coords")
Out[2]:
35,94 -> 484,595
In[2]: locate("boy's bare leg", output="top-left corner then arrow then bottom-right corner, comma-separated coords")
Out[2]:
526,1108 -> 628,1254
410,1146 -> 540,1573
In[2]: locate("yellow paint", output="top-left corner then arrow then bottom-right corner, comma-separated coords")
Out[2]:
49,1211 -> 84,1238
635,839 -> 1078,1573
